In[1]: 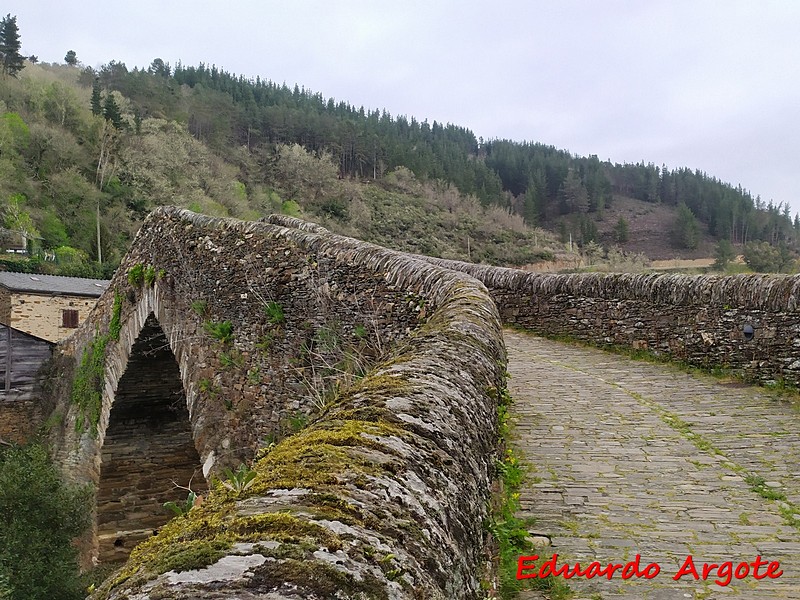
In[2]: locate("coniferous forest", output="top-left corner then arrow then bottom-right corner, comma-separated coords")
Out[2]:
0,15 -> 798,277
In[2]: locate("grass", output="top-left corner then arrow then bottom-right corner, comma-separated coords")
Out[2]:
204,320 -> 233,343
256,332 -> 274,350
219,349 -> 244,369
629,384 -> 800,530
190,299 -> 208,316
488,382 -> 572,600
264,301 -> 285,325
743,474 -> 787,502
247,367 -> 261,384
198,378 -> 219,398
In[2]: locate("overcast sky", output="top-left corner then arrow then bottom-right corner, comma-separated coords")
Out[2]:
14,1 -> 800,213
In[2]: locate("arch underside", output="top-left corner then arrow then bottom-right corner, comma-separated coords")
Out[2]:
96,314 -> 204,562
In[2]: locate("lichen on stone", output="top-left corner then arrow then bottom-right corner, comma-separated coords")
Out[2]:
45,208 -> 507,599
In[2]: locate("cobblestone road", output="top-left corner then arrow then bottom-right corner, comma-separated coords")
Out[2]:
507,330 -> 800,600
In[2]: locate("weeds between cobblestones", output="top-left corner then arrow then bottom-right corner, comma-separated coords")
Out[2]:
512,326 -> 800,495
624,387 -> 800,531
489,379 -> 573,600
545,351 -> 800,534
506,329 -> 800,599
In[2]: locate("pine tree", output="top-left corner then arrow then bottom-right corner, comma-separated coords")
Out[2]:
103,92 -> 123,129
0,14 -> 25,77
613,217 -> 629,243
90,78 -> 102,116
64,49 -> 77,66
522,184 -> 539,226
713,239 -> 736,271
672,203 -> 701,249
559,170 -> 589,214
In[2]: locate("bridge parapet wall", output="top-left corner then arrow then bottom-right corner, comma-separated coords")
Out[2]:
52,209 -> 508,599
422,257 -> 800,384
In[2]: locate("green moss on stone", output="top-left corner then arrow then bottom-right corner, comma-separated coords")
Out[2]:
71,290 -> 126,435
228,512 -> 343,550
71,334 -> 109,435
149,538 -> 230,574
248,419 -> 408,495
99,419 -> 410,593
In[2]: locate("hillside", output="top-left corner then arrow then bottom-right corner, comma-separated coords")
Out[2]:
561,195 -> 718,260
0,54 -> 796,276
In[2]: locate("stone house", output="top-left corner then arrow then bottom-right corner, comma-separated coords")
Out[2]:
0,272 -> 110,343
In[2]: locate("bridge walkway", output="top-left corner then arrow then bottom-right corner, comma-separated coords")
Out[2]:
506,330 -> 800,600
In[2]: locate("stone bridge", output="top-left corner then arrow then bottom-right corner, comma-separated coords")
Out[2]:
34,208 -> 800,598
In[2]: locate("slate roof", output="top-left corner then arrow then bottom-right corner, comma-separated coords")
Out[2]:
0,272 -> 110,297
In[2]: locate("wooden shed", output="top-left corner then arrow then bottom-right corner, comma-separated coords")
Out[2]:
0,324 -> 53,443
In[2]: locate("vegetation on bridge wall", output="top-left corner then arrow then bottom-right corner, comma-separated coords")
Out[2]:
39,208 -> 506,598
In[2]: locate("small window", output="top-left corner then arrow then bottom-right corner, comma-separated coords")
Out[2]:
62,309 -> 79,328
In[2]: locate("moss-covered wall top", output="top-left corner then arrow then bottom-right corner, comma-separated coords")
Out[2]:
42,208 -> 505,598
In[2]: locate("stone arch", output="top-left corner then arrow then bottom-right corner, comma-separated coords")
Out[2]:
95,312 -> 205,563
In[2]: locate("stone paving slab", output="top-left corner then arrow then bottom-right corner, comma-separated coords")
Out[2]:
507,330 -> 800,600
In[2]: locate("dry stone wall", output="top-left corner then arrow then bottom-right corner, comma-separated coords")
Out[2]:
49,207 -> 430,482
41,208 -> 506,598
422,257 -> 800,385
0,393 -> 45,443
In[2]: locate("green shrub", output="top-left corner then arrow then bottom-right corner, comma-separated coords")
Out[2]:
0,443 -> 91,600
127,263 -> 144,286
143,265 -> 157,286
